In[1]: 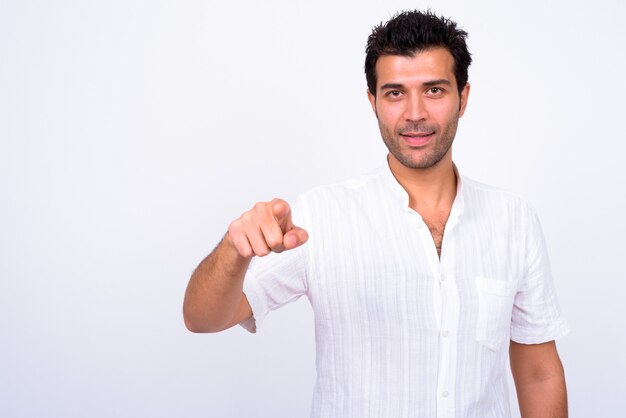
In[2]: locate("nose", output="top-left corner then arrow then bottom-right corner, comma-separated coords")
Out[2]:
403,94 -> 428,122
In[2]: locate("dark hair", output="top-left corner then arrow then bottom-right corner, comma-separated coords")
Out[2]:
365,10 -> 472,96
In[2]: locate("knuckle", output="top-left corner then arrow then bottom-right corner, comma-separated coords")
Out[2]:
253,201 -> 267,212
240,248 -> 253,258
266,236 -> 283,249
228,220 -> 241,233
241,211 -> 254,223
256,248 -> 271,257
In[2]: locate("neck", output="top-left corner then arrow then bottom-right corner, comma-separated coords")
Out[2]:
387,152 -> 457,214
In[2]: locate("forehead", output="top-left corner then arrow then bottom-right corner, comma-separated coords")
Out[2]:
375,47 -> 456,89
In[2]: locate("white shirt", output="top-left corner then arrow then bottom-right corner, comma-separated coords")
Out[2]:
241,161 -> 570,418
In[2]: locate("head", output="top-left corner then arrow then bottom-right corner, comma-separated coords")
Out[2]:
365,10 -> 472,98
365,10 -> 472,170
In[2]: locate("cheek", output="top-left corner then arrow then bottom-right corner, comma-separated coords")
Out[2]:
376,104 -> 402,127
429,102 -> 459,124
429,98 -> 451,112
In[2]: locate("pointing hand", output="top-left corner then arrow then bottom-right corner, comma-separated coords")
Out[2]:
227,198 -> 309,259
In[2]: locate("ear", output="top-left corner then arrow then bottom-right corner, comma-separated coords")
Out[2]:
367,89 -> 378,118
458,82 -> 470,118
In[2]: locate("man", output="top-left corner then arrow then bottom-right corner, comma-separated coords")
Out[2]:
183,10 -> 569,418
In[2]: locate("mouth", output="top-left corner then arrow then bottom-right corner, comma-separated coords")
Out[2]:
399,131 -> 435,147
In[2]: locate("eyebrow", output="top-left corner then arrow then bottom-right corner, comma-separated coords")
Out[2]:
380,79 -> 452,90
423,79 -> 452,87
380,83 -> 405,90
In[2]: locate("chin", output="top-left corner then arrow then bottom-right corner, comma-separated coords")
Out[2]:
396,153 -> 445,170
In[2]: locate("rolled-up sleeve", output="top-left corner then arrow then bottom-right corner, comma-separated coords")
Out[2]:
510,209 -> 570,344
239,199 -> 309,333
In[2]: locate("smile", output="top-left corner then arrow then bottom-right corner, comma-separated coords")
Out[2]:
400,132 -> 434,146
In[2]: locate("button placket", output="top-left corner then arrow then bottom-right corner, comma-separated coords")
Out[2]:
435,268 -> 459,417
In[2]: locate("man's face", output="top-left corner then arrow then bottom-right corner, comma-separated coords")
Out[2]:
368,47 -> 470,170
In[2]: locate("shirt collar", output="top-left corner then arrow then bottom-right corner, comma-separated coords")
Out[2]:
379,157 -> 465,222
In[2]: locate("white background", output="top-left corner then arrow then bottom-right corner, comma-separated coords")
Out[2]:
1,0 -> 625,417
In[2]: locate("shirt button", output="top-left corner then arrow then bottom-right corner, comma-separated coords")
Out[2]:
442,390 -> 450,398
441,330 -> 449,338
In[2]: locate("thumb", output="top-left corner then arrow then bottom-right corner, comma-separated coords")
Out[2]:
283,227 -> 309,250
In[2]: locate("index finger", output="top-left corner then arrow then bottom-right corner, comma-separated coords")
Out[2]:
271,199 -> 294,232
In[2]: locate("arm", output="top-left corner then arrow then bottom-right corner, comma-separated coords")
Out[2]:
509,340 -> 567,418
182,199 -> 308,333
183,233 -> 253,333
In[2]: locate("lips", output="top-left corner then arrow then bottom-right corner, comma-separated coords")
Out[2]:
401,131 -> 434,137
400,131 -> 434,146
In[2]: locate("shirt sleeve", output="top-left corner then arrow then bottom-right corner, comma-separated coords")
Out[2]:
239,198 -> 309,333
510,208 -> 570,344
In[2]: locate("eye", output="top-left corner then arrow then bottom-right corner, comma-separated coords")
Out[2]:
427,87 -> 444,96
386,90 -> 403,98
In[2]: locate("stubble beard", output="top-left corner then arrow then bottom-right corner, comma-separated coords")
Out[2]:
379,115 -> 460,169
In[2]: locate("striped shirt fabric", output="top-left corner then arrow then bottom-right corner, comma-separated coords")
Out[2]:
240,161 -> 570,418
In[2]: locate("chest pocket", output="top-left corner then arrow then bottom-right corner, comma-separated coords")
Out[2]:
475,276 -> 518,351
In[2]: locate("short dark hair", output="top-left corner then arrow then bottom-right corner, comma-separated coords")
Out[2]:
365,10 -> 472,96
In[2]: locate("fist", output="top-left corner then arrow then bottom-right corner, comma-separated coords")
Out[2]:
227,198 -> 309,259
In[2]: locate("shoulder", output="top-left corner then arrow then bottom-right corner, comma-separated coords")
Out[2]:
298,166 -> 387,204
461,175 -> 540,226
463,176 -> 536,209
290,166 -> 389,226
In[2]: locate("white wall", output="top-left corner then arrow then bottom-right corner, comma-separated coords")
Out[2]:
1,0 -> 624,416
